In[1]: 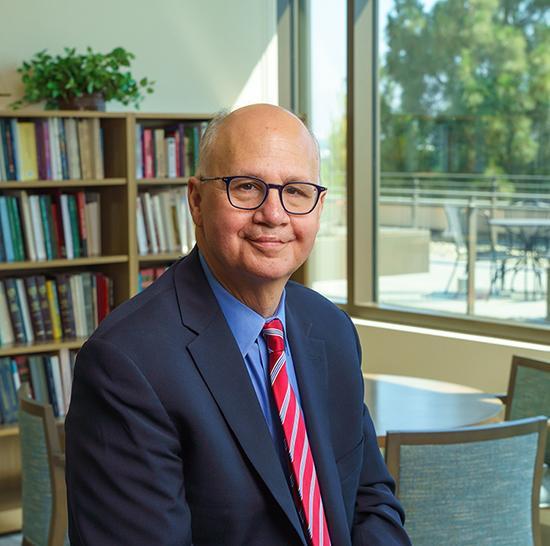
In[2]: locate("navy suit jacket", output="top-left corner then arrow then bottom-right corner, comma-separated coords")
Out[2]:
65,248 -> 411,545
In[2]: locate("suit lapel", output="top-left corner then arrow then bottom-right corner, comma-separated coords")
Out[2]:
286,303 -> 351,546
174,250 -> 307,544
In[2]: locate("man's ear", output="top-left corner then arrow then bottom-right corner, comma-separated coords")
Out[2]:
187,176 -> 203,227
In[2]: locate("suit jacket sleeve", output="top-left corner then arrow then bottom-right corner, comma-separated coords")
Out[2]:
348,320 -> 412,546
65,337 -> 193,546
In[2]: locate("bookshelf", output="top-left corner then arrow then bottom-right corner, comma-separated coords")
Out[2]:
0,110 -> 211,532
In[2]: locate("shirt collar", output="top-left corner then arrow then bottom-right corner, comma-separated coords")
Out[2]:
199,252 -> 287,357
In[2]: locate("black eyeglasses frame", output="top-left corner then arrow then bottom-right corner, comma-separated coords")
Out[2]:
199,175 -> 327,215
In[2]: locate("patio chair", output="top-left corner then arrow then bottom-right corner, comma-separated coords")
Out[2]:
385,416 -> 547,546
19,386 -> 69,546
443,205 -> 507,295
498,355 -> 550,509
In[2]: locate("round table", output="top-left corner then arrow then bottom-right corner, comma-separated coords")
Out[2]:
363,374 -> 504,447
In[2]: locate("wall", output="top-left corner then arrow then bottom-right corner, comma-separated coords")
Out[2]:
355,319 -> 550,392
0,0 -> 278,113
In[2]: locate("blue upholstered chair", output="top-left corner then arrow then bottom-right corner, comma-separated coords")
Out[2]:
385,417 -> 547,546
18,387 -> 69,546
502,356 -> 550,508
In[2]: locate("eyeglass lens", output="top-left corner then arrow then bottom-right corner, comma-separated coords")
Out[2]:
228,177 -> 318,213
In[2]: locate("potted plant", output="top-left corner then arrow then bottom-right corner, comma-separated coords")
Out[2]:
11,46 -> 155,111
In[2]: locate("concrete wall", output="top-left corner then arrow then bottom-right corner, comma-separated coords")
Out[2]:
0,0 -> 278,113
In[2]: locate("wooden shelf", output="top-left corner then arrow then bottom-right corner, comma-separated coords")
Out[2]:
0,337 -> 87,358
135,113 -> 211,121
0,178 -> 126,189
0,255 -> 128,272
0,110 -> 127,119
139,253 -> 183,263
137,177 -> 189,186
0,478 -> 20,511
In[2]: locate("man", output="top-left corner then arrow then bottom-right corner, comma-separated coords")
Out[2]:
65,104 -> 411,545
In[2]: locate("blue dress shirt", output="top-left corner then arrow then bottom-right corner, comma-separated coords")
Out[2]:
199,253 -> 302,466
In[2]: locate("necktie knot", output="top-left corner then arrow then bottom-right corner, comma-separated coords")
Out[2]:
262,318 -> 285,354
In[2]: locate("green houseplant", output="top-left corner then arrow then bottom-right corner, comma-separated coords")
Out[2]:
11,47 -> 155,110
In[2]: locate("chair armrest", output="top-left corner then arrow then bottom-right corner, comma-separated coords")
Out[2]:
52,453 -> 65,470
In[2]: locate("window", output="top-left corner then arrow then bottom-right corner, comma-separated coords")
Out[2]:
301,0 -> 348,303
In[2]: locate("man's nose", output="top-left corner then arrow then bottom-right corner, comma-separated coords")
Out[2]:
254,187 -> 289,224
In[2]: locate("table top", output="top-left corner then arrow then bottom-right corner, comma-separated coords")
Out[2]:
364,374 -> 503,446
489,218 -> 550,228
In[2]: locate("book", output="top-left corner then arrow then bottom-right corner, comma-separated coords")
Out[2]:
39,194 -> 54,259
14,356 -> 32,398
6,196 -> 25,261
15,278 -> 34,343
136,196 -> 148,255
0,281 -> 15,345
77,119 -> 92,180
50,198 -> 65,258
28,355 -> 49,403
151,194 -> 168,252
56,273 -> 76,338
69,275 -> 84,337
85,192 -> 101,256
58,118 -> 69,179
90,119 -> 104,179
75,191 -> 88,256
29,195 -> 47,261
17,122 -> 39,181
81,272 -> 94,336
9,120 -> 22,181
142,192 -> 159,254
143,129 -> 154,178
0,357 -> 18,423
3,278 -> 25,343
24,276 -> 46,341
154,129 -> 166,178
135,124 -> 143,179
0,196 -> 15,261
166,136 -> 177,178
19,191 -> 37,261
2,119 -> 17,180
59,348 -> 73,410
46,279 -> 63,340
35,275 -> 54,340
64,118 -> 82,180
67,194 -> 81,258
48,118 -> 62,181
60,194 -> 74,259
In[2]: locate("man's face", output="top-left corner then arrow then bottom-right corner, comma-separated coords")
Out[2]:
189,107 -> 324,290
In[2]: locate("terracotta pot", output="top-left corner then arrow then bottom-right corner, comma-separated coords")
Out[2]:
58,92 -> 106,111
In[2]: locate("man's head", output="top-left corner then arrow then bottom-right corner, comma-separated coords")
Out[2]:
188,103 -> 325,299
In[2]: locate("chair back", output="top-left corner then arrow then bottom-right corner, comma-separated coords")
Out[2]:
444,204 -> 467,251
506,356 -> 550,465
385,417 -> 547,546
19,386 -> 68,546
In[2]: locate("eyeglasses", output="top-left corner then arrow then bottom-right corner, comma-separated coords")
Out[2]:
199,176 -> 327,215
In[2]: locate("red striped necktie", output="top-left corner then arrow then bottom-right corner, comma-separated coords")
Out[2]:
263,318 -> 331,546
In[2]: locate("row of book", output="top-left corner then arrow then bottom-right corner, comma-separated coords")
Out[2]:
0,190 -> 101,262
138,266 -> 168,292
135,122 -> 207,179
0,272 -> 113,346
0,349 -> 77,423
0,117 -> 104,182
136,189 -> 195,255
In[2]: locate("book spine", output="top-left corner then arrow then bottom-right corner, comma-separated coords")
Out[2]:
3,120 -> 17,180
24,276 -> 46,341
143,129 -> 154,178
67,194 -> 81,258
46,279 -> 63,340
29,195 -> 47,261
17,122 -> 39,181
15,356 -> 32,397
76,191 -> 88,256
15,278 -> 34,343
135,124 -> 143,179
55,274 -> 76,338
58,119 -> 69,180
58,348 -> 73,411
50,198 -> 65,258
35,275 -> 53,340
19,190 -> 37,261
0,280 -> 15,345
69,275 -> 83,337
60,194 -> 74,259
35,121 -> 46,180
42,120 -> 52,180
3,278 -> 25,343
7,196 -> 25,261
42,356 -> 60,415
9,120 -> 21,180
50,355 -> 65,416
81,272 -> 94,336
0,197 -> 15,261
39,195 -> 54,259
0,358 -> 18,423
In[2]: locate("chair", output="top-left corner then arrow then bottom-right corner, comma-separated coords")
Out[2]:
385,417 -> 547,546
443,205 -> 507,295
499,356 -> 550,508
18,387 -> 68,546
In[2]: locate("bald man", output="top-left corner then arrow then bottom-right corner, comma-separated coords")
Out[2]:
65,104 -> 411,546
